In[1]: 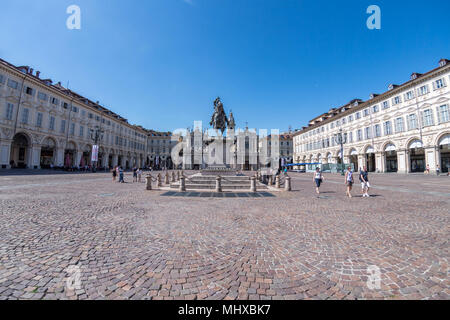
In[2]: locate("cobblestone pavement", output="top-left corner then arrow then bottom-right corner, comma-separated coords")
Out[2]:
0,171 -> 448,300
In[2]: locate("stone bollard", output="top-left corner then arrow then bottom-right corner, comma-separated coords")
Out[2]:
177,171 -> 180,181
285,176 -> 291,191
157,173 -> 162,187
146,174 -> 152,190
268,175 -> 273,186
171,171 -> 176,182
250,176 -> 257,192
179,176 -> 186,192
164,172 -> 170,184
215,176 -> 222,193
275,175 -> 280,188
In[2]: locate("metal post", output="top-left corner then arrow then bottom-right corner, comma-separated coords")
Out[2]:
146,174 -> 152,190
177,171 -> 180,181
171,171 -> 176,182
275,175 -> 280,188
268,175 -> 273,186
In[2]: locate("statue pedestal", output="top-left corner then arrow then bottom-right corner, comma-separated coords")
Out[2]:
201,164 -> 235,176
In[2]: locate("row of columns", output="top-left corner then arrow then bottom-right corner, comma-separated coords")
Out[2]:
307,145 -> 441,174
0,139 -> 146,169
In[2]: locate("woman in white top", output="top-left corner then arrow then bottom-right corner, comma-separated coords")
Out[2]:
344,166 -> 354,198
313,167 -> 323,195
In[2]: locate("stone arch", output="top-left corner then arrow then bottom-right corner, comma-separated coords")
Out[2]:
435,131 -> 450,146
13,131 -> 32,145
82,143 -> 92,153
347,148 -> 358,156
359,144 -> 374,154
10,132 -> 32,168
334,149 -> 341,157
41,136 -> 58,149
316,153 -> 322,163
66,140 -> 77,151
381,141 -> 396,152
405,136 -> 423,150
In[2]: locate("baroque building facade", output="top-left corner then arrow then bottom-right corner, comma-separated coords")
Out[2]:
293,59 -> 450,174
146,130 -> 175,169
258,132 -> 293,167
0,58 -> 149,170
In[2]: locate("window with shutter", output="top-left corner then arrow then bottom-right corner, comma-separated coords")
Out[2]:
422,109 -> 434,126
436,106 -> 441,124
439,105 -> 449,123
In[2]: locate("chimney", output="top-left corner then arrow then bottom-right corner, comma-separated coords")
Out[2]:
29,68 -> 34,75
36,71 -> 41,78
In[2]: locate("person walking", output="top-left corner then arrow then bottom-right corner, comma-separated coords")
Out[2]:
132,167 -> 138,183
436,164 -> 440,176
344,166 -> 354,198
112,166 -> 117,182
118,166 -> 125,183
137,168 -> 142,183
359,166 -> 370,198
313,167 -> 323,196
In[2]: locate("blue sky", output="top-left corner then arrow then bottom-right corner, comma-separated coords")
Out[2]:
0,0 -> 449,132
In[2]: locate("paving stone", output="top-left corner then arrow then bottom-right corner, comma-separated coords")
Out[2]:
0,171 -> 448,300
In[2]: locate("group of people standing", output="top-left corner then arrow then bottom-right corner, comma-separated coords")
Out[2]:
111,166 -> 143,183
313,166 -> 371,198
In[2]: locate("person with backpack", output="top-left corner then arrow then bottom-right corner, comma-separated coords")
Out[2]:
312,167 -> 324,195
359,166 -> 370,198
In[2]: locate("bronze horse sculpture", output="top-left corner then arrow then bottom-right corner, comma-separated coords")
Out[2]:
210,97 -> 229,135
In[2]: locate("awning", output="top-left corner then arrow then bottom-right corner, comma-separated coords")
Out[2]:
350,149 -> 358,156
439,135 -> 450,146
366,146 -> 375,154
409,140 -> 423,149
385,144 -> 396,152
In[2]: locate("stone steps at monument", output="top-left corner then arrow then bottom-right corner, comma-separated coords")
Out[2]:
169,179 -> 268,190
188,177 -> 251,182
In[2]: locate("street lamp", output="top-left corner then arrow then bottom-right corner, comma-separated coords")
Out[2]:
334,128 -> 347,176
89,126 -> 104,172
